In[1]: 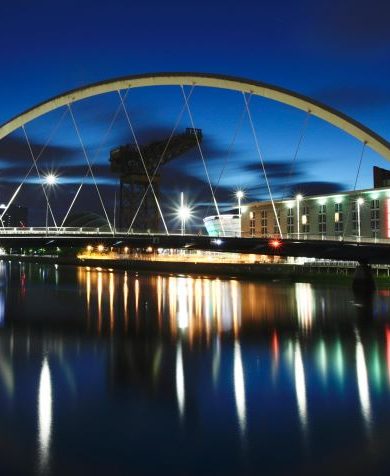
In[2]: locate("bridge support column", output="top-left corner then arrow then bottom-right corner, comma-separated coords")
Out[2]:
352,263 -> 376,295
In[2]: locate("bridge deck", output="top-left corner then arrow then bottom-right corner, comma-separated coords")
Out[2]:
0,228 -> 389,264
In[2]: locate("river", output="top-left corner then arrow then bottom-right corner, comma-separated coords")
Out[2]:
0,261 -> 389,475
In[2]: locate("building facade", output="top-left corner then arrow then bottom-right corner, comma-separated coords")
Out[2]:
241,187 -> 390,240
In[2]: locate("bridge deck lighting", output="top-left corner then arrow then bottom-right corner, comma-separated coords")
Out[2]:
296,194 -> 303,201
357,197 -> 364,205
97,244 -> 104,252
86,245 -> 93,252
236,190 -> 244,200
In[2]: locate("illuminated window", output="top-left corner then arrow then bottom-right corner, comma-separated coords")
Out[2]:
334,202 -> 343,234
302,205 -> 310,233
318,204 -> 326,234
261,210 -> 267,235
249,211 -> 256,236
287,208 -> 294,234
370,199 -> 380,238
351,201 -> 359,232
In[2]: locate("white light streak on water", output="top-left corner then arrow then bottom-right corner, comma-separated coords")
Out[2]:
356,340 -> 372,428
176,343 -> 185,419
38,357 -> 52,472
295,343 -> 308,432
295,282 -> 314,330
234,341 -> 246,436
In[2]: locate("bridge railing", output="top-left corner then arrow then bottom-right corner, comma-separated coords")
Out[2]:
0,227 -> 389,245
239,231 -> 390,245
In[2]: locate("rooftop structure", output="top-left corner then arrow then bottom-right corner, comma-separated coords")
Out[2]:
203,214 -> 241,237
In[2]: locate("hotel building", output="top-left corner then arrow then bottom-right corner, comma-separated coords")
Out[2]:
241,187 -> 390,241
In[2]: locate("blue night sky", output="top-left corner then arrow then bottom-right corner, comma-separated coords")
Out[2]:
0,0 -> 390,227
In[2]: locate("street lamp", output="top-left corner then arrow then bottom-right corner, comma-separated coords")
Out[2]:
357,197 -> 364,239
178,192 -> 191,235
296,194 -> 303,238
236,190 -> 244,238
44,174 -> 57,234
236,190 -> 244,215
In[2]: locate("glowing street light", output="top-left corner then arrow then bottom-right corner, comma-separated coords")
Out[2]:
296,194 -> 303,238
236,190 -> 244,238
236,190 -> 244,215
178,192 -> 191,235
44,173 -> 57,234
357,197 -> 364,239
45,174 -> 57,186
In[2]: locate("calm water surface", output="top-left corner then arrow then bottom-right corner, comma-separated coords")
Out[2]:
0,261 -> 390,475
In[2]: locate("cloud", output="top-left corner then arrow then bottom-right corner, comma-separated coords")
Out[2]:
286,181 -> 347,196
0,135 -> 79,168
241,160 -> 305,180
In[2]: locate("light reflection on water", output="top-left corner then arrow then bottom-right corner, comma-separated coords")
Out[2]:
294,342 -> 307,433
38,357 -> 52,473
0,262 -> 390,474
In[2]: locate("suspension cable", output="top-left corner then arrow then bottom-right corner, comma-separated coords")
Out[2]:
204,96 -> 252,219
180,85 -> 225,236
22,125 -> 58,228
0,109 -> 69,225
117,89 -> 169,235
342,141 -> 367,239
282,110 -> 311,199
60,92 -> 129,230
67,104 -> 114,234
242,92 -> 282,237
127,86 -> 195,234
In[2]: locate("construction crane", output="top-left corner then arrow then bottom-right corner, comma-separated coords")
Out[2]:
109,128 -> 202,231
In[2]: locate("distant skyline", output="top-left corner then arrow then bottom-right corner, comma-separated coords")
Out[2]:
0,0 -> 389,228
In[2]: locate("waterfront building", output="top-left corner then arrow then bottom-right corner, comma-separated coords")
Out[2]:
241,186 -> 390,240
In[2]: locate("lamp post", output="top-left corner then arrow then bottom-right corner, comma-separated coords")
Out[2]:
236,190 -> 244,216
178,192 -> 191,236
236,190 -> 244,237
357,197 -> 364,240
296,194 -> 303,239
44,174 -> 57,234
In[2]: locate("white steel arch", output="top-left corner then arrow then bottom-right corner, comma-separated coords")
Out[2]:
0,72 -> 390,160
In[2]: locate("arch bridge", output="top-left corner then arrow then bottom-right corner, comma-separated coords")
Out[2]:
0,72 -> 390,263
